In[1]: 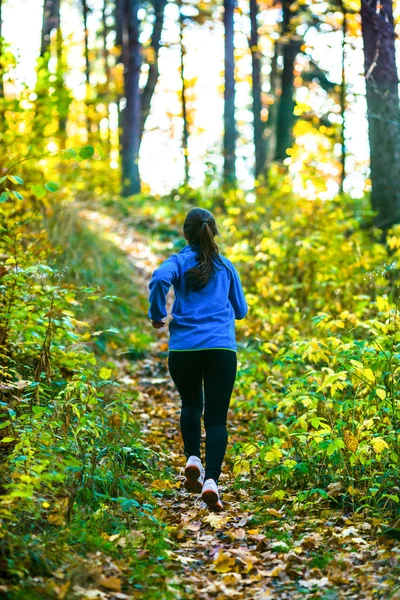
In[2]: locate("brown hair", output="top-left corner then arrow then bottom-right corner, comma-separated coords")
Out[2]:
183,208 -> 222,292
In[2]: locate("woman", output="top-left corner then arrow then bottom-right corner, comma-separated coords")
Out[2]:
148,207 -> 247,511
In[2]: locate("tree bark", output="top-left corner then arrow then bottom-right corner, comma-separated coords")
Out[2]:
0,0 -> 4,99
249,0 -> 265,180
223,0 -> 237,185
360,0 -> 400,228
121,0 -> 142,196
41,0 -> 61,57
339,0 -> 347,195
81,0 -> 92,137
180,9 -> 189,186
265,41 -> 279,172
139,0 -> 167,142
102,0 -> 112,151
55,25 -> 68,148
274,0 -> 301,162
82,0 -> 90,87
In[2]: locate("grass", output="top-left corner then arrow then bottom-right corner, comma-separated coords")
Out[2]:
45,202 -> 152,353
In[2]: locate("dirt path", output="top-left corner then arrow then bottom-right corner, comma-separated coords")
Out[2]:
81,209 -> 400,600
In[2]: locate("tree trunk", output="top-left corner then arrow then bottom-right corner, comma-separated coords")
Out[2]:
81,0 -> 92,137
339,0 -> 347,195
249,0 -> 265,180
139,0 -> 167,142
115,0 -> 124,51
121,0 -> 142,196
274,0 -> 301,162
180,9 -> 189,186
360,0 -> 400,228
265,41 -> 279,172
55,25 -> 68,149
0,0 -> 4,99
115,0 -> 125,157
223,0 -> 237,185
41,0 -> 61,57
102,0 -> 112,152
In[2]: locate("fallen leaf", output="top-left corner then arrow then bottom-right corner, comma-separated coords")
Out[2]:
213,551 -> 236,573
99,576 -> 122,592
203,514 -> 231,529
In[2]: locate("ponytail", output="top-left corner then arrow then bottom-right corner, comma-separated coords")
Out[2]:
183,208 -> 221,292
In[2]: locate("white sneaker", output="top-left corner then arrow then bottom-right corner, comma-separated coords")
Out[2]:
184,456 -> 204,493
201,478 -> 223,512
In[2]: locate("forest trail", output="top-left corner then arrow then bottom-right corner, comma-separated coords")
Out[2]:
79,209 -> 400,600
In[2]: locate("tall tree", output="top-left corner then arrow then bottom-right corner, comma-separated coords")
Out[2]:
102,0 -> 112,151
35,0 -> 70,149
179,7 -> 189,186
339,0 -> 347,194
139,0 -> 167,142
360,0 -> 400,228
41,0 -> 61,57
0,0 -> 4,99
274,0 -> 302,162
121,0 -> 142,196
249,0 -> 266,180
81,0 -> 92,137
223,0 -> 237,185
119,0 -> 167,195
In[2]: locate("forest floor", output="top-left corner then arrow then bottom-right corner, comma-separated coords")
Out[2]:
54,208 -> 400,600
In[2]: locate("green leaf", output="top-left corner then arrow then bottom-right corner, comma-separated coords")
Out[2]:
0,175 -> 7,184
62,148 -> 78,159
44,182 -> 59,193
31,184 -> 47,198
79,145 -> 95,159
0,192 -> 10,203
11,190 -> 23,200
8,175 -> 24,185
1,437 -> 15,443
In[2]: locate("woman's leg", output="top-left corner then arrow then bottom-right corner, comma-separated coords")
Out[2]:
168,351 -> 204,459
203,350 -> 237,483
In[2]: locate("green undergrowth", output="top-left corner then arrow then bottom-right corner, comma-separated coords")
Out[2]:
0,174 -> 175,595
45,202 -> 152,354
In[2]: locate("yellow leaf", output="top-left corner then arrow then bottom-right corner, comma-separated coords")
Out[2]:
99,576 -> 122,592
371,437 -> 389,454
99,367 -> 112,380
242,442 -> 257,456
213,551 -> 236,573
264,447 -> 283,462
47,513 -> 65,526
233,458 -> 250,476
363,368 -> 375,383
343,430 -> 359,452
350,360 -> 363,369
151,478 -> 172,491
376,295 -> 390,311
203,514 -> 231,529
376,389 -> 386,400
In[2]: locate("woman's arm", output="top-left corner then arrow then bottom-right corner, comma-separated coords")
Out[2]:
148,256 -> 179,324
228,264 -> 248,320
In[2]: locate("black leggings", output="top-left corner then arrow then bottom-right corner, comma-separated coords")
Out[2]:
168,349 -> 237,483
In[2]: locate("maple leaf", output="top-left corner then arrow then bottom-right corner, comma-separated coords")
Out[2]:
203,514 -> 231,529
213,551 -> 236,573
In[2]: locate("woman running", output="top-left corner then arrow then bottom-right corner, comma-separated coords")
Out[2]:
148,207 -> 247,511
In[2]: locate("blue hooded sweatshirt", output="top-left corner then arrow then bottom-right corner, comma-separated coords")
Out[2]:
148,243 -> 247,352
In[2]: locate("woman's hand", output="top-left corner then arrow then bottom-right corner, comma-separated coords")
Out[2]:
151,320 -> 165,329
